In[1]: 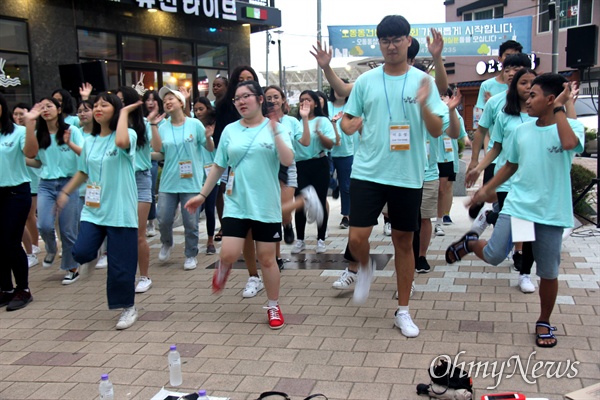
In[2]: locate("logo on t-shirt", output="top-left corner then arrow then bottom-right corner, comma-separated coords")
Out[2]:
404,96 -> 418,104
547,146 -> 564,154
185,134 -> 194,143
1,141 -> 15,147
106,149 -> 118,157
260,142 -> 274,150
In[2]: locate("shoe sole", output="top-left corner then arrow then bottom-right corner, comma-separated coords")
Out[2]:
332,284 -> 354,290
184,265 -> 197,270
6,297 -> 33,311
62,277 -> 79,285
435,232 -> 445,236
291,248 -> 305,254
135,287 -> 151,293
415,268 -> 430,274
242,287 -> 264,298
394,321 -> 419,338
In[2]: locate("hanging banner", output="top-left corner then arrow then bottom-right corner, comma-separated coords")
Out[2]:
328,16 -> 532,58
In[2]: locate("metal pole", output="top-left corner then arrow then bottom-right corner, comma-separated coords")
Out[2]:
278,38 -> 283,87
551,4 -> 559,73
266,31 -> 270,86
283,66 -> 287,97
317,0 -> 322,91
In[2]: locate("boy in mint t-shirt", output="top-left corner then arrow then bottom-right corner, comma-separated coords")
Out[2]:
446,73 -> 585,348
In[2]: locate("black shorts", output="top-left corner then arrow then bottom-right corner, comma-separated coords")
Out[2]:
349,179 -> 422,232
221,218 -> 282,242
437,161 -> 456,181
483,163 -> 495,185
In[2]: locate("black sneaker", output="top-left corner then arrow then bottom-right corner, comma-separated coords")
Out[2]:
332,186 -> 340,199
415,256 -> 431,273
0,291 -> 15,307
339,216 -> 349,229
6,289 -> 32,311
283,224 -> 295,245
513,252 -> 523,272
61,271 -> 80,285
276,258 -> 284,271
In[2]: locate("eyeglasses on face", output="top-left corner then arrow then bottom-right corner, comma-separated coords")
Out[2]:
379,36 -> 407,47
232,93 -> 257,104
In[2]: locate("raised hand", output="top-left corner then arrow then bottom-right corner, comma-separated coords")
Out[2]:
310,40 -> 333,69
416,77 -> 431,106
446,89 -> 462,110
554,82 -> 572,108
63,128 -> 72,144
426,28 -> 444,59
148,108 -> 166,125
24,103 -> 43,122
179,86 -> 191,101
122,100 -> 143,114
299,101 -> 311,119
205,124 -> 214,139
79,82 -> 93,100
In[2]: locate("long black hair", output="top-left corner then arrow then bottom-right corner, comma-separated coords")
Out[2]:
118,86 -> 146,150
297,90 -> 326,120
503,68 -> 537,116
51,88 -> 76,115
316,91 -> 329,118
0,93 -> 15,135
91,92 -> 122,136
327,79 -> 349,104
36,97 -> 70,150
194,96 -> 216,126
142,90 -> 163,117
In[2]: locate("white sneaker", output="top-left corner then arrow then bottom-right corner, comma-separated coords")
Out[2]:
353,258 -> 375,305
242,276 -> 264,298
32,245 -> 41,255
184,257 -> 197,270
95,254 -> 108,269
316,239 -> 327,254
518,274 -> 536,293
394,282 -> 416,299
146,221 -> 157,237
42,253 -> 56,268
301,186 -> 324,227
135,276 -> 152,293
383,222 -> 392,236
116,306 -> 138,330
470,204 -> 492,237
394,310 -> 420,338
27,254 -> 38,268
434,224 -> 445,236
332,268 -> 357,289
291,240 -> 305,254
158,244 -> 172,261
61,271 -> 80,285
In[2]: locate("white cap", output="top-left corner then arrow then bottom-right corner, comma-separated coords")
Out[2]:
158,86 -> 186,108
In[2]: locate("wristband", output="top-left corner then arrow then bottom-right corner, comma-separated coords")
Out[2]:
198,193 -> 207,199
553,106 -> 566,114
61,190 -> 69,196
150,123 -> 158,126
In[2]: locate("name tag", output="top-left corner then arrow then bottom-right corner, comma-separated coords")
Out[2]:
226,170 -> 235,196
85,184 -> 101,208
390,123 -> 410,151
444,137 -> 453,153
204,163 -> 213,178
179,160 -> 193,179
511,216 -> 536,242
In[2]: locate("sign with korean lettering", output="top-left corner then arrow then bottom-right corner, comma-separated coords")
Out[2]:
136,0 -> 237,21
328,16 -> 532,58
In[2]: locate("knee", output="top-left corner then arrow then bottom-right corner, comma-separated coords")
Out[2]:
482,244 -> 506,266
72,242 -> 97,264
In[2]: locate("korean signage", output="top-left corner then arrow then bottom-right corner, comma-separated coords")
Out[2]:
328,16 -> 532,58
135,0 -> 237,21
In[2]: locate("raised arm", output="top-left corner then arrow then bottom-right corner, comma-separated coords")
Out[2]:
427,29 -> 448,95
310,41 -> 353,97
554,82 -> 580,150
417,78 -> 443,138
23,103 -> 41,158
116,101 -> 142,149
147,108 -> 165,152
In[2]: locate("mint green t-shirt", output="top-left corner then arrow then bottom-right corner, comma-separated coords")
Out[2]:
293,116 -> 336,161
437,105 -> 455,164
452,114 -> 468,174
491,112 -> 537,193
475,77 -> 508,109
64,115 -> 80,129
345,65 -> 447,188
0,125 -> 30,187
479,90 -> 507,160
135,122 -> 153,172
78,130 -> 138,228
424,133 -> 441,182
501,119 -> 585,228
36,126 -> 84,180
279,115 -> 303,143
78,130 -> 93,198
328,102 -> 355,158
158,117 -> 207,194
215,119 -> 294,223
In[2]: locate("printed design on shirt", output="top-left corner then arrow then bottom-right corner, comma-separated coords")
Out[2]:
60,146 -> 72,152
1,141 -> 15,147
547,145 -> 564,154
185,134 -> 194,143
404,96 -> 418,104
260,142 -> 274,150
106,149 -> 118,157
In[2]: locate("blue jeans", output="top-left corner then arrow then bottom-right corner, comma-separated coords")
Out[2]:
157,192 -> 199,258
37,178 -> 79,271
331,156 -> 353,216
148,160 -> 159,220
73,221 -> 137,309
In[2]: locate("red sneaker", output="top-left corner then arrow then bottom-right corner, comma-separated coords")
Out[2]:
265,305 -> 285,330
212,261 -> 232,294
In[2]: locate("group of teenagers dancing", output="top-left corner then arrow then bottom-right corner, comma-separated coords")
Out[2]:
1,15 -> 584,347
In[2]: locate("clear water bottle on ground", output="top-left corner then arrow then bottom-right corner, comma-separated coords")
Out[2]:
99,374 -> 114,400
168,345 -> 182,386
197,389 -> 209,400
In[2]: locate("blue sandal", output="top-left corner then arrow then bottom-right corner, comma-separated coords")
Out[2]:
445,231 -> 479,264
535,321 -> 558,348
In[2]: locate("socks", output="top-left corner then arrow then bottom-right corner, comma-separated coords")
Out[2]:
397,305 -> 409,314
267,300 -> 278,308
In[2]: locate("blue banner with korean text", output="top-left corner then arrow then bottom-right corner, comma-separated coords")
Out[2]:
328,16 -> 532,58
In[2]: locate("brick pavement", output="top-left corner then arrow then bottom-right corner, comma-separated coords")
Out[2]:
1,197 -> 599,399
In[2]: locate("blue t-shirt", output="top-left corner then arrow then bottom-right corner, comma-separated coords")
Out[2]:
0,125 -> 30,187
292,116 -> 336,161
345,65 -> 447,188
36,126 -> 84,180
501,119 -> 585,228
215,119 -> 294,223
329,102 -> 355,158
78,130 -> 138,228
475,77 -> 508,109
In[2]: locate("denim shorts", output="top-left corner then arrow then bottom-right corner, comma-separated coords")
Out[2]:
136,169 -> 152,203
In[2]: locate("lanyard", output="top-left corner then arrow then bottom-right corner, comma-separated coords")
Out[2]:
87,132 -> 114,183
233,119 -> 268,169
170,118 -> 191,160
383,66 -> 409,122
519,113 -> 524,123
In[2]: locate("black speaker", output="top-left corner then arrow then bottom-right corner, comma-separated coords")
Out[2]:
566,25 -> 598,69
81,61 -> 108,94
58,64 -> 84,98
58,61 -> 109,98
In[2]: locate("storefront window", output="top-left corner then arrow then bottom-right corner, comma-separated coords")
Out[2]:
538,0 -> 593,32
123,36 -> 158,62
125,70 -> 158,92
197,45 -> 228,68
162,40 -> 193,65
162,71 -> 193,91
78,30 -> 118,59
0,19 -> 28,52
0,52 -> 32,108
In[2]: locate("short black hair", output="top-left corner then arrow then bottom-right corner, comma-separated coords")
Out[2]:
531,73 -> 568,98
92,92 -> 123,136
377,15 -> 410,39
499,40 -> 523,58
407,38 -> 420,61
13,103 -> 30,112
502,53 -> 531,69
328,79 -> 349,103
412,62 -> 427,72
51,88 -> 76,115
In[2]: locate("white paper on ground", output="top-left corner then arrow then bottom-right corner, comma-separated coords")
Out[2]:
511,216 -> 536,242
151,387 -> 230,400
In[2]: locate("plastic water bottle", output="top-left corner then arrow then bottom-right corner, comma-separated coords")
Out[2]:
168,345 -> 182,386
99,374 -> 114,400
197,389 -> 209,400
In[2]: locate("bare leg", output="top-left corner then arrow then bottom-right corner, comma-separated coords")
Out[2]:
537,277 -> 558,345
22,228 -> 33,254
26,196 -> 39,247
243,231 -> 258,277
419,219 -> 432,257
348,226 -> 374,266
443,182 -> 454,216
437,177 -> 450,221
392,230 -> 415,306
256,241 -> 280,301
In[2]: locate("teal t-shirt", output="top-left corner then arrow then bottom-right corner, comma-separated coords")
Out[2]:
293,116 -> 336,161
215,119 -> 294,223
479,90 -> 507,160
78,130 -> 93,197
78,130 -> 138,228
501,119 -> 585,228
0,125 -> 30,187
452,114 -> 468,174
64,115 -> 81,129
158,117 -> 207,193
328,102 -> 355,158
345,65 -> 447,188
491,112 -> 537,192
279,115 -> 303,143
475,77 -> 508,109
424,133 -> 440,182
27,167 -> 40,194
135,122 -> 153,172
437,105 -> 455,163
36,126 -> 84,180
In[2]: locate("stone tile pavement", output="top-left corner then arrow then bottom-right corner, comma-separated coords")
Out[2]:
1,197 -> 599,399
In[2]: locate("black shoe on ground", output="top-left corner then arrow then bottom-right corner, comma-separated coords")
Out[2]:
0,291 -> 15,307
283,224 -> 294,245
6,289 -> 32,311
415,256 -> 431,273
276,258 -> 284,271
339,216 -> 349,229
513,251 -> 523,272
332,186 -> 340,199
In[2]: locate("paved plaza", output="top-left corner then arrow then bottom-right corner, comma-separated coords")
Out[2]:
1,194 -> 599,400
